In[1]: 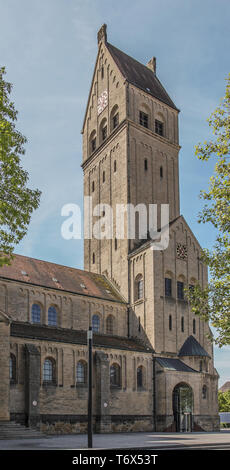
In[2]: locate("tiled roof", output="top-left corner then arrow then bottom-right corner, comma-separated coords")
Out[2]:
155,357 -> 198,373
107,42 -> 178,111
179,336 -> 210,358
10,321 -> 153,353
0,254 -> 126,304
219,381 -> 230,392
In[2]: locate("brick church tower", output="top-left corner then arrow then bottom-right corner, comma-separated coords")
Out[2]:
82,24 -> 219,431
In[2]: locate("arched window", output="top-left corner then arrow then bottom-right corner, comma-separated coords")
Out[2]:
99,118 -> 107,143
110,104 -> 119,131
137,365 -> 145,389
76,361 -> 87,384
202,385 -> 207,399
165,277 -> 172,297
92,314 -> 100,332
177,280 -> 184,300
110,363 -> 121,387
43,358 -> 56,383
31,303 -> 41,324
169,314 -> 172,331
10,354 -> 16,384
106,315 -> 114,335
48,306 -> 57,326
135,274 -> 144,301
89,130 -> 96,155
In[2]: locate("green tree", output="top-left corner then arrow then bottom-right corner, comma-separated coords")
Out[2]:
218,390 -> 230,412
187,74 -> 230,347
0,67 -> 41,266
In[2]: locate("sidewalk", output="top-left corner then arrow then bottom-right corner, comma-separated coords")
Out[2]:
0,430 -> 230,450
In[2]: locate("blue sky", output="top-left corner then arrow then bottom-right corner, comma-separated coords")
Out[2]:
0,0 -> 229,386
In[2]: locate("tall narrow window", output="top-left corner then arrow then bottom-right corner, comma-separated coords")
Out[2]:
137,366 -> 144,388
112,113 -> 119,129
169,314 -> 172,331
199,360 -> 203,372
101,66 -> 104,79
137,279 -> 144,300
110,363 -> 121,387
155,119 -> 164,136
76,361 -> 87,384
114,160 -> 117,172
91,137 -> 96,153
43,358 -> 55,383
193,319 -> 196,334
102,170 -> 105,183
160,166 -> 163,178
92,181 -> 95,193
106,315 -> 114,335
10,354 -> 16,384
144,159 -> 148,171
177,281 -> 184,300
92,314 -> 100,332
139,111 -> 148,128
102,125 -> 107,141
114,238 -> 117,250
165,278 -> 172,297
181,316 -> 184,332
92,252 -> 95,264
31,303 -> 41,324
48,306 -> 57,326
202,385 -> 207,399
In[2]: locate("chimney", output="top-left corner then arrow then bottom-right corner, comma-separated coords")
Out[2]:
146,57 -> 156,75
97,24 -> 107,45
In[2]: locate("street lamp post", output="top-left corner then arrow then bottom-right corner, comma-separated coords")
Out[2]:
87,326 -> 93,448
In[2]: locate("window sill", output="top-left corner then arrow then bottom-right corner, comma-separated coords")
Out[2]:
75,383 -> 87,388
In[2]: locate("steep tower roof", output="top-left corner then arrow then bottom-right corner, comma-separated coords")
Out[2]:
179,335 -> 211,358
106,42 -> 178,111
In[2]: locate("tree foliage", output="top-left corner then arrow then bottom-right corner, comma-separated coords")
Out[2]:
187,74 -> 230,347
0,67 -> 41,266
218,390 -> 230,412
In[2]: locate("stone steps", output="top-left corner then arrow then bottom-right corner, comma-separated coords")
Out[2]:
0,421 -> 46,439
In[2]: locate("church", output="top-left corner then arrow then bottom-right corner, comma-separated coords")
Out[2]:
0,24 -> 219,434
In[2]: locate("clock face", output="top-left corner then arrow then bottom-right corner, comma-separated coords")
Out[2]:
97,90 -> 108,115
176,243 -> 188,260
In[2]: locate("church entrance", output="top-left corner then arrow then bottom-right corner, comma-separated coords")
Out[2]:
173,383 -> 193,432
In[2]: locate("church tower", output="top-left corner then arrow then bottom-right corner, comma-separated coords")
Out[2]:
82,24 -> 180,301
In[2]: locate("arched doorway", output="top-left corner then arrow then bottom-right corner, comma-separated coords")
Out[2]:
173,383 -> 193,432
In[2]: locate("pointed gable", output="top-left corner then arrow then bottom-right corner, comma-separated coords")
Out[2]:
179,335 -> 210,358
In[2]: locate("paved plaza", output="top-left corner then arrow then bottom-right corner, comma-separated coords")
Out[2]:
0,430 -> 230,450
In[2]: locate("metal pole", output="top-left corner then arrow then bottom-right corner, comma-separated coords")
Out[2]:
87,326 -> 93,448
